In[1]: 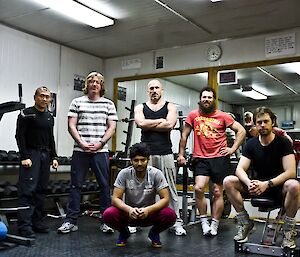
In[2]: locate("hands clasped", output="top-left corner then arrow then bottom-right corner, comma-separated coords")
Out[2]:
248,180 -> 268,196
80,141 -> 103,153
129,207 -> 149,220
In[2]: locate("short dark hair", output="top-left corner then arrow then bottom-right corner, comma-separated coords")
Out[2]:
34,86 -> 50,97
199,86 -> 216,99
253,106 -> 276,124
129,143 -> 150,159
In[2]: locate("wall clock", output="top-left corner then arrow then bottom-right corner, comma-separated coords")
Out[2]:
206,44 -> 222,62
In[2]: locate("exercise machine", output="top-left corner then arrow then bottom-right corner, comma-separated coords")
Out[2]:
235,198 -> 299,257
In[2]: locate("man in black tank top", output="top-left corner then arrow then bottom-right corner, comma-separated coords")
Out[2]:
134,79 -> 186,236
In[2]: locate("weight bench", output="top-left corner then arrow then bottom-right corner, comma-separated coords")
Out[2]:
235,198 -> 299,257
0,207 -> 35,249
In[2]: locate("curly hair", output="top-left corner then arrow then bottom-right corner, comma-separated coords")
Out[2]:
129,143 -> 151,159
82,72 -> 105,96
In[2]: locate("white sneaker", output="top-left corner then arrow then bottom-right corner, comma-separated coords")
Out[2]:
128,226 -> 142,234
100,223 -> 114,233
174,224 -> 187,236
210,220 -> 219,236
57,222 -> 78,234
201,220 -> 211,236
281,230 -> 297,249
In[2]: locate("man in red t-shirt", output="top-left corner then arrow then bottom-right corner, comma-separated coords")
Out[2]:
177,87 -> 245,236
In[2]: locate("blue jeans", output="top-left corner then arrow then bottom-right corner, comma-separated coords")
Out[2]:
66,151 -> 111,223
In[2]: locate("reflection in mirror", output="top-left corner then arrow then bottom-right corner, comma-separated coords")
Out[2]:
218,62 -> 300,131
115,61 -> 300,157
219,63 -> 300,106
116,73 -> 208,154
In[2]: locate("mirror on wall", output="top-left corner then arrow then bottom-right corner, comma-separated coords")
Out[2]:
116,72 -> 208,153
115,61 -> 300,154
218,62 -> 300,106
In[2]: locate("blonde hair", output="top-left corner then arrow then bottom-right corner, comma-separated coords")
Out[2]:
82,72 -> 105,96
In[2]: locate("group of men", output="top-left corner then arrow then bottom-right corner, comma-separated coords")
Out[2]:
15,72 -> 299,249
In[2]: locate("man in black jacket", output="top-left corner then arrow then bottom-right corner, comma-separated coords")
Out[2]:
16,86 -> 58,238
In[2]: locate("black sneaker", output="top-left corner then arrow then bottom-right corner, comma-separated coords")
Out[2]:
116,228 -> 130,247
19,229 -> 36,238
148,229 -> 162,248
33,224 -> 49,233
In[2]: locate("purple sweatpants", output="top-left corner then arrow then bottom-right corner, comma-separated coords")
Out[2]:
103,206 -> 176,233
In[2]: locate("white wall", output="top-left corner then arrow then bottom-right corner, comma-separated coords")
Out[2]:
0,24 -> 103,156
57,46 -> 103,156
0,24 -> 60,152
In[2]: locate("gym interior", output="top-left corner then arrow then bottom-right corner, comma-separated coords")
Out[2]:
0,1 -> 300,256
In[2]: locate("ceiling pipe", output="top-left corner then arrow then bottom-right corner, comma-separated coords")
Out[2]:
257,66 -> 299,95
154,0 -> 212,34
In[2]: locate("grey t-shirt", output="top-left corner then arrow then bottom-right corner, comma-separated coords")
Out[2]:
114,166 -> 168,208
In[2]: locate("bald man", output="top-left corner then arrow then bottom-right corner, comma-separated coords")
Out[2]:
134,79 -> 186,236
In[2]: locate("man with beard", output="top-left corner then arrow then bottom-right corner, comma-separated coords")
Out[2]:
223,107 -> 299,249
103,143 -> 176,247
134,79 -> 186,236
177,87 -> 245,236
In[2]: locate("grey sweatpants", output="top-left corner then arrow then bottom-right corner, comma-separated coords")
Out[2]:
149,154 -> 182,224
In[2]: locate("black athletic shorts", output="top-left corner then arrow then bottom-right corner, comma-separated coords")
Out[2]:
193,156 -> 233,184
242,185 -> 284,206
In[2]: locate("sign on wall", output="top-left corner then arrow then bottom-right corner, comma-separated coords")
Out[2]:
155,56 -> 164,69
121,58 -> 142,70
74,74 -> 85,91
265,33 -> 296,57
48,92 -> 57,117
118,86 -> 127,101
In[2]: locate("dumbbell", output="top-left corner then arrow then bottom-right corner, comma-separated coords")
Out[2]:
81,182 -> 88,192
85,181 -> 97,191
51,180 -> 66,194
7,151 -> 20,162
58,156 -> 71,165
110,151 -> 128,169
0,187 -> 5,198
47,180 -> 55,194
3,182 -> 18,197
0,150 -> 8,162
62,180 -> 71,193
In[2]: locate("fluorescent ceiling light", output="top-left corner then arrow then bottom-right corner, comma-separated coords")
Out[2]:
241,88 -> 267,100
196,73 -> 208,79
283,62 -> 300,76
211,0 -> 223,2
34,0 -> 114,28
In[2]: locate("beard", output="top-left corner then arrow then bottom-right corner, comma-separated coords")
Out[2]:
258,128 -> 272,136
150,93 -> 161,101
199,100 -> 216,114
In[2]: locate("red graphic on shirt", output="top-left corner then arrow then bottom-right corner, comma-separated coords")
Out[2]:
194,117 -> 219,138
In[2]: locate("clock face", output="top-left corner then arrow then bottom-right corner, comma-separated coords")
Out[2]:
207,45 -> 222,62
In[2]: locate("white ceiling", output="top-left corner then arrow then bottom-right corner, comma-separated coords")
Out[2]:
1,0 -> 300,58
